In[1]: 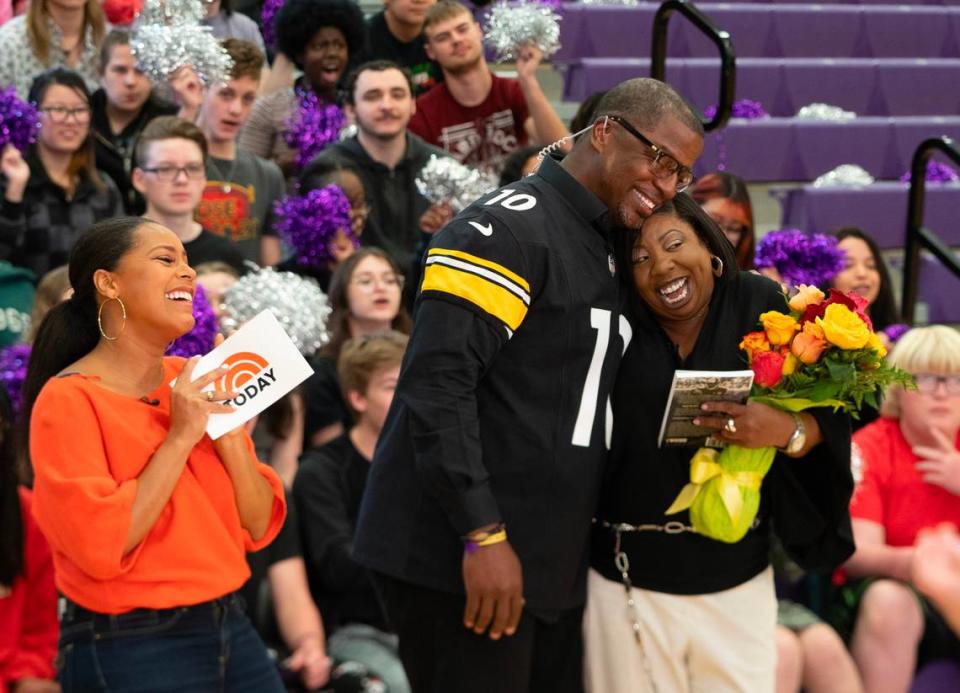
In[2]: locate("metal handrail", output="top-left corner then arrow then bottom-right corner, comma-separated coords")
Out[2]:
902,136 -> 960,324
650,0 -> 736,132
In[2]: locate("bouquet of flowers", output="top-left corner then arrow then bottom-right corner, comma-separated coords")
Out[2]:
666,285 -> 913,543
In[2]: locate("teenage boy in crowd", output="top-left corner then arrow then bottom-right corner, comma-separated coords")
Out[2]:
91,29 -> 178,214
365,0 -> 438,95
294,330 -> 410,693
306,60 -> 450,272
133,116 -> 246,274
196,39 -> 284,266
409,0 -> 568,175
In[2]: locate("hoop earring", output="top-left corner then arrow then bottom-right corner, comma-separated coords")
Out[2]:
98,297 -> 127,341
710,255 -> 724,277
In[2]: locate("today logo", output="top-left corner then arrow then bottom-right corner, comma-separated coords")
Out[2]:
216,351 -> 278,407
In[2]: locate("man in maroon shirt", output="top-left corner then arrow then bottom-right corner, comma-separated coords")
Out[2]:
409,0 -> 568,176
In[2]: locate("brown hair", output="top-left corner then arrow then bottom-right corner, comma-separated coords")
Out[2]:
135,116 -> 208,168
423,0 -> 472,34
337,330 -> 408,416
98,29 -> 131,75
27,265 -> 71,343
690,171 -> 755,270
324,248 -> 411,358
221,38 -> 264,82
28,0 -> 105,65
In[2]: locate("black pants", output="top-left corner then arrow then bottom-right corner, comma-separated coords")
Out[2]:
373,573 -> 585,693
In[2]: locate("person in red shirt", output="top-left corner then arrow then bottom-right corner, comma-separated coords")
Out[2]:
409,0 -> 569,175
0,389 -> 58,693
23,216 -> 287,692
841,325 -> 960,693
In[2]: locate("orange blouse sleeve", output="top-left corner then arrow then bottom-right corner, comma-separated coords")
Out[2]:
240,431 -> 287,552
30,380 -> 141,581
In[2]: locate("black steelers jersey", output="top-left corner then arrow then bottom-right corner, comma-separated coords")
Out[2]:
353,157 -> 629,613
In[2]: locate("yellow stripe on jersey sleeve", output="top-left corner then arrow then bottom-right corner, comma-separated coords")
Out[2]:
427,248 -> 530,293
421,263 -> 529,331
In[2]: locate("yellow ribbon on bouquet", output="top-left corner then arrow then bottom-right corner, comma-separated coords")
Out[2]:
666,448 -> 766,528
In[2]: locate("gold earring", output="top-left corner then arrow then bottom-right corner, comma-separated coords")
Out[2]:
98,297 -> 127,341
711,255 -> 724,277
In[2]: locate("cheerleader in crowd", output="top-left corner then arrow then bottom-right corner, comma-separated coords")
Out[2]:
239,0 -> 365,175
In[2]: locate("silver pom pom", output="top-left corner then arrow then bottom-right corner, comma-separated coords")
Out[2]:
416,155 -> 499,212
579,0 -> 638,6
484,1 -> 562,63
812,164 -> 875,188
132,0 -> 233,86
795,103 -> 857,121
221,268 -> 332,357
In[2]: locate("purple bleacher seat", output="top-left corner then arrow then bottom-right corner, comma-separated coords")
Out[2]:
774,182 -> 960,249
910,659 -> 960,691
562,57 -> 959,116
553,3 -> 960,62
694,117 -> 960,182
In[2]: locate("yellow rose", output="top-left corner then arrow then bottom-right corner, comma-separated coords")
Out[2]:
760,311 -> 800,346
788,284 -> 826,313
739,331 -> 771,364
781,351 -> 800,376
816,304 -> 871,350
867,331 -> 888,359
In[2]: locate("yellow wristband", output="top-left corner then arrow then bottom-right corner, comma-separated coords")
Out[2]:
476,529 -> 508,547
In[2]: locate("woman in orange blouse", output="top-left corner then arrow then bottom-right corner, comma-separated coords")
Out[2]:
22,216 -> 287,692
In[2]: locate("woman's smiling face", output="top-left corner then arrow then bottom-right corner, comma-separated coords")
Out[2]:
631,211 -> 717,325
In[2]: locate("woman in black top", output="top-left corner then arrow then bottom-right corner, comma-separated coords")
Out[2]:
585,195 -> 853,693
0,69 -> 121,277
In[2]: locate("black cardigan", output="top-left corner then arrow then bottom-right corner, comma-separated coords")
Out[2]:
592,271 -> 854,594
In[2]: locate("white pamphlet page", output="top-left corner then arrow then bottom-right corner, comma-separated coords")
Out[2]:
657,369 -> 754,448
171,309 -> 314,440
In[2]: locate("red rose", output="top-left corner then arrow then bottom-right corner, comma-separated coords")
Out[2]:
752,350 -> 785,388
799,289 -> 872,330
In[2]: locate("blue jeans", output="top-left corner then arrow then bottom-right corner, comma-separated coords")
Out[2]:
57,593 -> 284,693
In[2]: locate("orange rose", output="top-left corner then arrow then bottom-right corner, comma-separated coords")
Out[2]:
788,284 -> 826,314
739,331 -> 771,364
791,322 -> 828,364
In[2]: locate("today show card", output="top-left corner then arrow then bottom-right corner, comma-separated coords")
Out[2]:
172,309 -> 314,440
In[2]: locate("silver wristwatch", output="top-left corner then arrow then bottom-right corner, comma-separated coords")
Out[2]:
780,413 -> 806,454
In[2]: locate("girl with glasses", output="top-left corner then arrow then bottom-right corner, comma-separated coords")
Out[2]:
0,68 -> 121,277
301,248 -> 410,452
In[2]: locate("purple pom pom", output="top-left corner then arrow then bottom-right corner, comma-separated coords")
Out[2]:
165,284 -> 219,358
704,99 -> 768,121
0,343 -> 31,419
284,88 -> 346,171
272,184 -> 355,268
0,87 -> 40,153
899,161 -> 960,183
260,0 -> 283,49
754,229 -> 846,288
882,323 -> 910,344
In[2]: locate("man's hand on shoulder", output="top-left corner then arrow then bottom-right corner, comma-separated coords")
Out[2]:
462,539 -> 524,640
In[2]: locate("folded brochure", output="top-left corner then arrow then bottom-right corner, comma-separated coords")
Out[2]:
657,369 -> 754,448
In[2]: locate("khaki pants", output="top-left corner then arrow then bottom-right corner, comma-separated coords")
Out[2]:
584,567 -> 777,693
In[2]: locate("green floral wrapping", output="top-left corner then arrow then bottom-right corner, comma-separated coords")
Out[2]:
666,445 -> 777,543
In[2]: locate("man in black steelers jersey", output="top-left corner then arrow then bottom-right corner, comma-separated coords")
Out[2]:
353,77 -> 704,692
